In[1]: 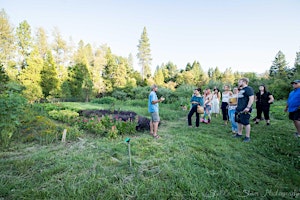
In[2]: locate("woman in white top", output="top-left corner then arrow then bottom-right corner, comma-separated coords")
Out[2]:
221,85 -> 233,125
211,88 -> 220,117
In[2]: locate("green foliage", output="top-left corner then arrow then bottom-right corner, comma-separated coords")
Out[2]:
1,100 -> 299,199
18,47 -> 43,102
66,63 -> 92,101
40,51 -> 59,98
137,27 -> 152,79
111,90 -> 128,100
156,87 -> 175,103
75,114 -> 137,138
91,96 -> 117,104
130,86 -> 149,99
48,109 -> 79,123
0,92 -> 27,147
20,115 -> 59,144
0,63 -> 9,93
268,78 -> 292,100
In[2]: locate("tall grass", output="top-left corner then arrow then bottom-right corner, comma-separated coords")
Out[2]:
0,100 -> 299,199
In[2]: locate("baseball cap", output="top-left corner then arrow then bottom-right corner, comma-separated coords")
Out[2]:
291,80 -> 300,84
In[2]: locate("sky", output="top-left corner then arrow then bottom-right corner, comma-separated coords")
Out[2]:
1,0 -> 300,74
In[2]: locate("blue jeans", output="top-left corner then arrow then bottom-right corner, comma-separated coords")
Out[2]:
228,109 -> 238,132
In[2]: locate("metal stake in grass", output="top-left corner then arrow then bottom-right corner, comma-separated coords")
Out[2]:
125,138 -> 132,167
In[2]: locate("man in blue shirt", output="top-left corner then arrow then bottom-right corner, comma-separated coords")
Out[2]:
285,80 -> 300,137
148,84 -> 164,139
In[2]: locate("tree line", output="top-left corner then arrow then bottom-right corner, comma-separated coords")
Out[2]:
1,9 -> 299,102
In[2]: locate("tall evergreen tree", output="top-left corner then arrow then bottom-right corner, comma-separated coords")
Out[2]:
212,67 -> 222,81
18,47 -> 43,102
67,63 -> 92,101
35,27 -> 48,59
52,27 -> 68,66
40,51 -> 59,98
16,20 -> 32,69
0,9 -> 15,68
294,50 -> 300,76
137,27 -> 152,79
269,51 -> 288,78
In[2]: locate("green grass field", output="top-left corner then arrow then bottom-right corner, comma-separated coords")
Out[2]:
0,101 -> 299,199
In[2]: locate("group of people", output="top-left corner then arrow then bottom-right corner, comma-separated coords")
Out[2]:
148,78 -> 300,141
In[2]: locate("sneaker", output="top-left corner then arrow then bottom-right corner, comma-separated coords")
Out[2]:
232,133 -> 242,138
295,133 -> 300,138
254,121 -> 259,124
243,137 -> 251,142
266,122 -> 270,126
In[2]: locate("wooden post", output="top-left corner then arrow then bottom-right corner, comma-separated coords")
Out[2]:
62,129 -> 67,143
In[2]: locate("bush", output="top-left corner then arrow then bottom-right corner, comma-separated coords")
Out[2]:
0,92 -> 27,147
130,86 -> 150,99
91,97 -> 117,104
112,90 -> 128,100
48,109 -> 79,123
20,116 -> 59,144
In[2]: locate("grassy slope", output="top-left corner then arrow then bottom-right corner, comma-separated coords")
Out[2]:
0,101 -> 299,200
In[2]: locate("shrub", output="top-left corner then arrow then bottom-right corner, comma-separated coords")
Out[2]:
91,97 -> 117,104
48,109 -> 79,123
112,90 -> 128,100
130,86 -> 149,99
20,116 -> 59,144
0,92 -> 27,147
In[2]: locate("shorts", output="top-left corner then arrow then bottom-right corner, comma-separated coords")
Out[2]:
235,112 -> 251,125
150,112 -> 160,122
289,110 -> 300,121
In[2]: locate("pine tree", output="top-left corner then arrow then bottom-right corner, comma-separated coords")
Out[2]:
35,27 -> 48,59
137,27 -> 152,79
40,51 -> 59,98
269,51 -> 288,78
294,50 -> 300,76
16,20 -> 32,69
18,47 -> 43,102
0,9 -> 15,68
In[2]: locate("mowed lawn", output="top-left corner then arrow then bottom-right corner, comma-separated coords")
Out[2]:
0,101 -> 299,200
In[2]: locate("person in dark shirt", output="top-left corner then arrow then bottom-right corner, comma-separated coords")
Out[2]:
233,78 -> 254,142
254,84 -> 274,125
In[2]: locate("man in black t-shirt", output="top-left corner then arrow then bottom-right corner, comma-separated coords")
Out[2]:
233,78 -> 254,142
